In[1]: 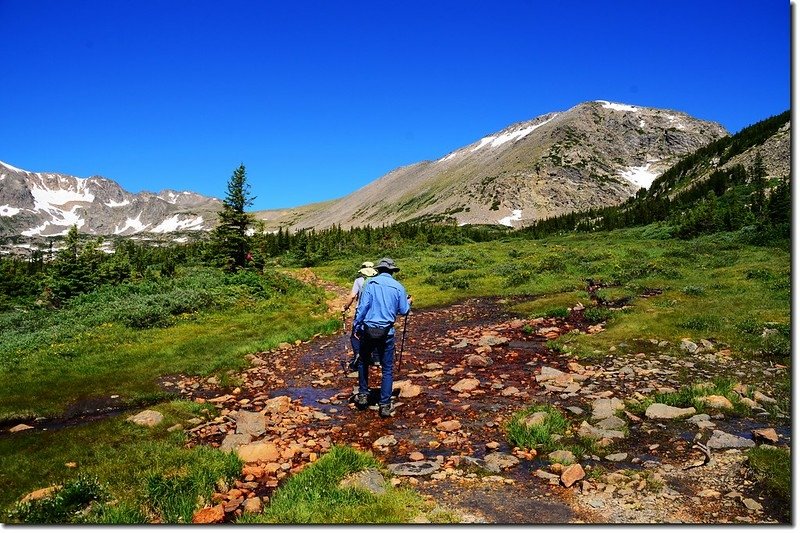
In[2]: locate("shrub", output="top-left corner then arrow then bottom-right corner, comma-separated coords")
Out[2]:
584,307 -> 613,323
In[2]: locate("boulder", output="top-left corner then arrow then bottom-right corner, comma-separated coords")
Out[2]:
21,486 -> 60,503
9,424 -> 34,433
560,463 -> 585,488
706,430 -> 755,449
644,403 -> 696,420
126,410 -> 164,427
680,339 -> 698,354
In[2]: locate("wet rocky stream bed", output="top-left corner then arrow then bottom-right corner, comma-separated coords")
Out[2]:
163,295 -> 789,524
6,285 -> 790,524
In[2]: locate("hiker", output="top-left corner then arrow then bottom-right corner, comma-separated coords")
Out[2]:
352,257 -> 412,418
343,261 -> 378,364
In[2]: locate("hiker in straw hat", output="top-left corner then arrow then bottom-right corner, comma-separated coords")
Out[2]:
343,261 -> 378,363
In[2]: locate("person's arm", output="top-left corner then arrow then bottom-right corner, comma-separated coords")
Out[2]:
354,282 -> 372,327
398,286 -> 411,316
343,278 -> 361,312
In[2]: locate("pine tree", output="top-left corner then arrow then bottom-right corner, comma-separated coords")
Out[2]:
210,164 -> 255,271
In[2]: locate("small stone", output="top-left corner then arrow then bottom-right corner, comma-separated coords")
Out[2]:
521,411 -> 548,428
485,441 -> 500,450
698,395 -> 734,410
167,424 -> 184,433
595,415 -> 625,430
388,461 -> 441,476
262,396 -> 291,414
237,441 -> 280,463
548,450 -> 576,464
465,354 -> 493,368
220,433 -> 253,452
753,391 -> 777,404
644,403 -> 696,420
235,410 -> 267,437
501,386 -> 520,397
372,434 -> 398,448
242,497 -> 262,514
604,453 -> 628,462
742,498 -> 763,511
680,339 -> 698,354
9,424 -> 34,433
436,420 -> 462,432
192,505 -> 225,524
409,451 -> 425,461
340,468 -> 387,495
21,486 -> 60,503
697,489 -> 721,498
707,430 -> 755,449
561,463 -> 585,488
752,427 -> 779,443
126,410 -> 164,427
451,378 -> 480,392
591,398 -> 624,420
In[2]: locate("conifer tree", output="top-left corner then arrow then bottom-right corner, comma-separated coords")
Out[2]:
210,164 -> 255,271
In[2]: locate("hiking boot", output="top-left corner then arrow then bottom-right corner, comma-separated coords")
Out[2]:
355,393 -> 368,410
378,403 -> 392,418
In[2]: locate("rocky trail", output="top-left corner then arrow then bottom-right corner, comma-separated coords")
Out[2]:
156,275 -> 789,524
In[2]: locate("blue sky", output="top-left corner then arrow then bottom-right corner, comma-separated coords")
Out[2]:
0,1 -> 790,211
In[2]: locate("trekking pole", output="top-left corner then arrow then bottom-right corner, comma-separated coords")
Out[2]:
396,311 -> 410,378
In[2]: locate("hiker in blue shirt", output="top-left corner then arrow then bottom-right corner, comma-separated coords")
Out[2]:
353,257 -> 412,418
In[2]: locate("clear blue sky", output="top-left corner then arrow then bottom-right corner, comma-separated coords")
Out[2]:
0,1 -> 790,211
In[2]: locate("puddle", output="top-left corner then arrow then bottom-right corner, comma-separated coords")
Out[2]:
269,386 -> 342,406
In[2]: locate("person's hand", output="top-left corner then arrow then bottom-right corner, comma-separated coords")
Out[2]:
407,295 -> 413,306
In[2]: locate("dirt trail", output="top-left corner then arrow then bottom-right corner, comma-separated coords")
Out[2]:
171,285 -> 788,524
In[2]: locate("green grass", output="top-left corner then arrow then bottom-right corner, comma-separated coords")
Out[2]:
746,447 -> 791,521
628,377 -> 750,416
0,268 -> 338,420
238,446 -> 436,524
505,404 -> 568,452
1,400 -> 241,523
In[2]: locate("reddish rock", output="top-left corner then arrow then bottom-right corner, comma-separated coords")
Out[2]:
242,497 -> 263,514
560,463 -> 585,488
752,427 -> 779,443
409,451 -> 425,461
262,396 -> 291,414
192,505 -> 225,524
436,420 -> 462,432
237,441 -> 280,463
451,378 -> 479,392
21,486 -> 60,503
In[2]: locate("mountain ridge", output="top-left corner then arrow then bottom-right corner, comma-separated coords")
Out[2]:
253,100 -> 728,230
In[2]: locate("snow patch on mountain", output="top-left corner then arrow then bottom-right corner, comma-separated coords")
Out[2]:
619,164 -> 659,189
0,205 -> 20,217
114,213 -> 148,235
498,209 -> 523,227
472,116 -> 557,152
105,199 -> 131,207
598,100 -> 638,112
150,215 -> 205,233
21,222 -> 50,237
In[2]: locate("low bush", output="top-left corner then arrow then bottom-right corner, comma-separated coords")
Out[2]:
505,404 -> 568,452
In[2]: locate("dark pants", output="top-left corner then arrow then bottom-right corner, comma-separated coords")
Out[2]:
358,333 -> 395,406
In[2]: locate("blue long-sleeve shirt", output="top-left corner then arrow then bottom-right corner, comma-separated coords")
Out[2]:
354,273 -> 410,334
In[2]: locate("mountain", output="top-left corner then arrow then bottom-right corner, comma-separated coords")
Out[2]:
253,101 -> 728,231
0,161 -> 221,239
